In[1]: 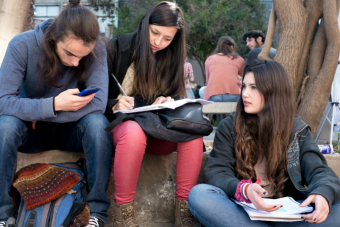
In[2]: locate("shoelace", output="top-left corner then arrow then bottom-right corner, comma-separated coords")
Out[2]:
0,221 -> 6,227
86,217 -> 99,227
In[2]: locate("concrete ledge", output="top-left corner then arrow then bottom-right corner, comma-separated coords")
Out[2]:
17,150 -> 340,225
202,102 -> 237,114
17,151 -> 207,226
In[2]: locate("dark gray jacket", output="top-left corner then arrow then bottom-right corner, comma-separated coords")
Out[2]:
204,113 -> 340,210
246,46 -> 276,64
105,32 -> 136,122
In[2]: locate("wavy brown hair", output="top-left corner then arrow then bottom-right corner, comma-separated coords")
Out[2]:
234,60 -> 296,198
38,0 -> 100,88
132,1 -> 186,102
213,36 -> 239,60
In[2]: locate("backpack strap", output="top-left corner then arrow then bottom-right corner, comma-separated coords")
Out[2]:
105,112 -> 129,132
61,185 -> 88,227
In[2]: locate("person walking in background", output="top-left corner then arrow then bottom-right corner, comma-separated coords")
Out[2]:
184,56 -> 195,99
199,36 -> 245,102
243,30 -> 276,63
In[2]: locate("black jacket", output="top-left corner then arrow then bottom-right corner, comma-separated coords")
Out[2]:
105,32 -> 137,122
204,113 -> 340,209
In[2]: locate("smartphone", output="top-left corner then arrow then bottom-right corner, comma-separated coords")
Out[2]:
76,87 -> 100,96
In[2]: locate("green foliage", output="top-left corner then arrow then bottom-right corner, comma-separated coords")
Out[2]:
89,0 -> 268,82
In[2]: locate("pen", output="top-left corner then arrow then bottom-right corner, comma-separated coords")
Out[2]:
111,73 -> 127,96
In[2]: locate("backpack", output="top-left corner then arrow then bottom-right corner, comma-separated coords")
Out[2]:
7,159 -> 89,227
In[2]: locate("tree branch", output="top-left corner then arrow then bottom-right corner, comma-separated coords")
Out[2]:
258,5 -> 276,60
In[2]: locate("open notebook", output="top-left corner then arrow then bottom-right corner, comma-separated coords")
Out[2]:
113,98 -> 213,114
232,197 -> 313,222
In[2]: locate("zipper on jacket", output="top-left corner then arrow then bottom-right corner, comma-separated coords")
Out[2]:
46,200 -> 56,227
286,125 -> 309,192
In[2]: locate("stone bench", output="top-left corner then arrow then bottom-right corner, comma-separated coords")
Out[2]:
17,151 -> 207,226
16,145 -> 340,226
202,102 -> 237,114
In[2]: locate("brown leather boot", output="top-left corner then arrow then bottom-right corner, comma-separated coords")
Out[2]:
175,198 -> 195,227
113,201 -> 139,227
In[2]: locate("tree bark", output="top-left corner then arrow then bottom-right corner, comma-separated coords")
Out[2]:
273,0 -> 308,93
295,0 -> 323,97
0,0 -> 3,13
0,0 -> 31,65
297,0 -> 340,135
258,5 -> 276,60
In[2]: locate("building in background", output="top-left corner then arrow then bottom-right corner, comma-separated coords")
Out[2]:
34,0 -> 117,37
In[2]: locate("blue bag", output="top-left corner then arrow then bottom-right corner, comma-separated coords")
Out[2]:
7,159 -> 89,227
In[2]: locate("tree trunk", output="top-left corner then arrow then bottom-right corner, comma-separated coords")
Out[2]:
297,0 -> 340,135
0,0 -> 31,65
193,55 -> 206,85
258,5 -> 276,60
295,0 -> 323,97
273,0 -> 308,94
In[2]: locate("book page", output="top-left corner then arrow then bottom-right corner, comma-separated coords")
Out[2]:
232,197 -> 313,222
113,98 -> 213,114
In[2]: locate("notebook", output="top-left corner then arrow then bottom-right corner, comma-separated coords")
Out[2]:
232,197 -> 314,222
113,98 -> 213,114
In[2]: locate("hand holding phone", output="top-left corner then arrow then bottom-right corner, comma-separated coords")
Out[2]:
77,87 -> 100,96
55,88 -> 96,112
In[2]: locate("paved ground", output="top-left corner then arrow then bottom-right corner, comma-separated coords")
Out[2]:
138,224 -> 201,227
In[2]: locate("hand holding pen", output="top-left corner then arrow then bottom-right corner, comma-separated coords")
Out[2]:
111,73 -> 134,111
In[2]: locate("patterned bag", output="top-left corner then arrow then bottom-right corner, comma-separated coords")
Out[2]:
7,159 -> 90,227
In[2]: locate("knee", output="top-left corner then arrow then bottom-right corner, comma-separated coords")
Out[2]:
0,115 -> 26,139
112,121 -> 146,142
189,184 -> 211,200
79,113 -> 110,134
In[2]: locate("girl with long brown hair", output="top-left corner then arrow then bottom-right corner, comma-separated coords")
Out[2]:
105,2 -> 202,227
199,36 -> 245,102
188,60 -> 340,226
0,1 -> 112,227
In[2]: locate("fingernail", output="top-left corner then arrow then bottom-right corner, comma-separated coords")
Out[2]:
263,192 -> 267,195
281,205 -> 283,207
314,218 -> 316,221
273,206 -> 276,208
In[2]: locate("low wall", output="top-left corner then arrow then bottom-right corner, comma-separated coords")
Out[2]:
17,151 -> 207,226
17,148 -> 340,226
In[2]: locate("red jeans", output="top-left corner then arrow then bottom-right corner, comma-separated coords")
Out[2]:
111,120 -> 203,205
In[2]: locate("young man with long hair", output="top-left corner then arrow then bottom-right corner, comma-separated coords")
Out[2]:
0,1 -> 112,226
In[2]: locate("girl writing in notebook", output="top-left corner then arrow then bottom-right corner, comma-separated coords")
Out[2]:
105,2 -> 202,227
188,60 -> 340,226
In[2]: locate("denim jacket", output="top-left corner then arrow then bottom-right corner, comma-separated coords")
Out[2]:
204,113 -> 340,210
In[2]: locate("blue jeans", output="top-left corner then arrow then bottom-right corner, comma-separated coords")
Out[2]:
208,94 -> 239,102
199,86 -> 206,99
186,88 -> 195,99
0,113 -> 113,222
188,184 -> 340,227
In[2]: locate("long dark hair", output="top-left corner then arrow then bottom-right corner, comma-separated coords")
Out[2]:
213,36 -> 238,60
234,60 -> 296,198
38,0 -> 100,88
132,1 -> 186,102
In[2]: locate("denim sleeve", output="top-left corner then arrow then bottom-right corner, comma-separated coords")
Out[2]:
300,128 -> 340,210
204,116 -> 240,198
0,38 -> 56,121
